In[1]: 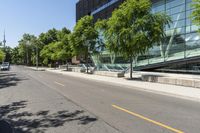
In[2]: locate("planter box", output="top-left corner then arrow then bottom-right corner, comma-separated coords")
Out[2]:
94,71 -> 124,78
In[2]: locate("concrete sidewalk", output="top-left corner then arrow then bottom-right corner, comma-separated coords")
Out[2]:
43,68 -> 200,102
26,66 -> 47,71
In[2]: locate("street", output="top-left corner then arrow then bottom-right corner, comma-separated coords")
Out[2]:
0,66 -> 200,133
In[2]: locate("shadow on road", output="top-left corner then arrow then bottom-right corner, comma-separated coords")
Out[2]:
0,120 -> 14,133
0,72 -> 28,89
0,101 -> 97,133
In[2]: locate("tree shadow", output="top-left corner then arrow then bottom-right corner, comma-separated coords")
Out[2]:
0,72 -> 28,89
0,101 -> 97,133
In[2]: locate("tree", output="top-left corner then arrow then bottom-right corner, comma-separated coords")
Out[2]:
192,0 -> 200,32
2,46 -> 12,62
12,27 -> 71,67
101,0 -> 171,79
56,28 -> 72,64
38,28 -> 59,66
57,30 -> 72,70
39,28 -> 58,44
0,49 -> 5,62
69,15 -> 98,73
18,34 -> 37,65
11,47 -> 22,64
40,28 -> 72,67
40,42 -> 54,66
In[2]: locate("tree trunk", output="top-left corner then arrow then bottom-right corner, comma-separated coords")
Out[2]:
160,41 -> 164,58
110,53 -> 116,64
130,57 -> 133,79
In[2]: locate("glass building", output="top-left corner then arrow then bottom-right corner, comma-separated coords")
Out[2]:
76,0 -> 200,73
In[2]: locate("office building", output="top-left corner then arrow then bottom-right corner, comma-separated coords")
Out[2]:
76,0 -> 200,73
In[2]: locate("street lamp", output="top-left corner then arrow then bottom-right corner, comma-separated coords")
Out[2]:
35,40 -> 42,70
35,44 -> 39,69
26,41 -> 30,65
26,40 -> 38,69
83,40 -> 90,74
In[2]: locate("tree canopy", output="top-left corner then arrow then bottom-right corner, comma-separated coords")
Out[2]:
99,0 -> 171,78
40,28 -> 72,65
0,49 -> 5,62
12,27 -> 72,66
70,15 -> 98,57
192,0 -> 200,32
69,15 -> 99,73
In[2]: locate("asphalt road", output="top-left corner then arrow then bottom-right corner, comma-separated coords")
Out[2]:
0,66 -> 200,133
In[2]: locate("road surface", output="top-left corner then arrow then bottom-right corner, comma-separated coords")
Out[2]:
0,66 -> 200,133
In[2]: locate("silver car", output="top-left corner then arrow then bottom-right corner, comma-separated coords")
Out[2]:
1,62 -> 10,71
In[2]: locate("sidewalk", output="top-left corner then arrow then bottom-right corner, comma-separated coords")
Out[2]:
26,66 -> 47,71
43,68 -> 200,102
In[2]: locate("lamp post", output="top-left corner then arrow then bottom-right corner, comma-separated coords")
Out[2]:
26,41 -> 30,65
26,40 -> 39,69
36,44 -> 39,69
84,40 -> 90,74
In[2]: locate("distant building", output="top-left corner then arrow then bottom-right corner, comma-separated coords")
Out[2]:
76,0 -> 200,73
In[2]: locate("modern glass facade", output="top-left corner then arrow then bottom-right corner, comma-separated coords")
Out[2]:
76,0 -> 124,22
77,0 -> 200,73
134,0 -> 200,71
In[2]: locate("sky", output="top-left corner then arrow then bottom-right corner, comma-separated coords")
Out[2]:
0,0 -> 78,48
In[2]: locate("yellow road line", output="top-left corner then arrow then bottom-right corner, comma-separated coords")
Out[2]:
54,82 -> 65,87
112,104 -> 184,133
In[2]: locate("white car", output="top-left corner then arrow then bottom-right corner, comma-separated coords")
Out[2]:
1,62 -> 10,71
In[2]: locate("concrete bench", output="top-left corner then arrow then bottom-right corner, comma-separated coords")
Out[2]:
93,71 -> 124,78
142,74 -> 200,88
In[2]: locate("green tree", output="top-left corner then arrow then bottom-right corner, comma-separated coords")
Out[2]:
37,28 -> 59,66
40,42 -> 54,66
69,15 -> 98,73
11,47 -> 22,64
56,28 -> 72,64
101,0 -> 171,78
192,0 -> 200,32
18,34 -> 37,65
39,28 -> 58,44
40,28 -> 72,67
0,49 -> 5,62
2,46 -> 12,62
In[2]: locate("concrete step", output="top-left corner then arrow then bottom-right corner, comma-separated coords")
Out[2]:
93,71 -> 124,78
142,74 -> 200,88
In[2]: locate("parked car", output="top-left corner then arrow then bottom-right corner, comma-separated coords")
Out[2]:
1,62 -> 10,71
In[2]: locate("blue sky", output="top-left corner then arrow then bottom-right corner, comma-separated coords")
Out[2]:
0,0 -> 78,47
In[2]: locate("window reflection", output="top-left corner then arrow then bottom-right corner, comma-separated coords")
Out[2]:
166,0 -> 185,9
92,0 -> 200,71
